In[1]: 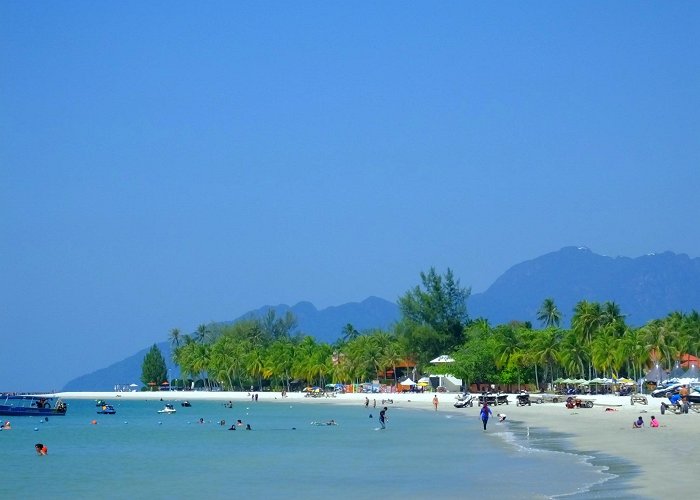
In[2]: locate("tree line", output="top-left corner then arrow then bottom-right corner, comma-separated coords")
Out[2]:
155,268 -> 700,391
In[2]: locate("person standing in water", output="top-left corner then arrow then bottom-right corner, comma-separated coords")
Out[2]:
480,403 -> 492,430
379,407 -> 388,429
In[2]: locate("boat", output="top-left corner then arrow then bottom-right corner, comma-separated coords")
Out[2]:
157,404 -> 176,414
0,394 -> 68,417
97,404 -> 116,415
181,401 -> 191,407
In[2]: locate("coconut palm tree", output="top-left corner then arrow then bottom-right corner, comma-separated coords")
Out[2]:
642,320 -> 676,369
341,323 -> 360,344
537,298 -> 562,328
558,329 -> 588,378
492,324 -> 520,369
571,301 -> 603,378
246,347 -> 266,391
601,301 -> 627,338
169,328 -> 182,349
591,330 -> 620,378
195,324 -> 210,344
532,328 -> 562,386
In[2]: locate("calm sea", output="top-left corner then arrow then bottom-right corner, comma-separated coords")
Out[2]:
1,399 -> 642,499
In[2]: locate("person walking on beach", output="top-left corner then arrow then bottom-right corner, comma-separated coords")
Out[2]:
379,407 -> 388,429
480,403 -> 492,430
433,395 -> 439,411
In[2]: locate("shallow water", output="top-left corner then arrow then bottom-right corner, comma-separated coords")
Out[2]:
1,399 -> 628,499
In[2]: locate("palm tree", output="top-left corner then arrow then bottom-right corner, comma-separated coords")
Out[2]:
591,330 -> 620,377
642,319 -> 678,369
195,324 -> 210,344
537,298 -> 562,328
492,324 -> 520,369
169,328 -> 182,349
618,327 -> 649,381
532,328 -> 562,386
246,347 -> 266,391
559,329 -> 588,378
341,323 -> 360,343
571,301 -> 602,378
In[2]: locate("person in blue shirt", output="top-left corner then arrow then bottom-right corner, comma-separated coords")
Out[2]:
480,403 -> 493,430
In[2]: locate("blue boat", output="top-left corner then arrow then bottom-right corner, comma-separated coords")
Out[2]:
97,404 -> 116,414
0,394 -> 68,417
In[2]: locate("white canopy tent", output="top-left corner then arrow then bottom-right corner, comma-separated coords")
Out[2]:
430,355 -> 455,363
400,378 -> 416,386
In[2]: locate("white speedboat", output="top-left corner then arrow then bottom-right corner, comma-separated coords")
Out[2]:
157,404 -> 176,414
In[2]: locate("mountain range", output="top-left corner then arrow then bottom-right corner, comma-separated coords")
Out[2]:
63,247 -> 700,390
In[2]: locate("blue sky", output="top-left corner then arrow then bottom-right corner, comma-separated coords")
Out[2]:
2,2 -> 698,390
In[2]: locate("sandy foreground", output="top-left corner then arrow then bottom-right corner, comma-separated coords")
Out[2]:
50,390 -> 694,498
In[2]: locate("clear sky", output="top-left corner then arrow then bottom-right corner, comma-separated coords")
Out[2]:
2,2 -> 698,390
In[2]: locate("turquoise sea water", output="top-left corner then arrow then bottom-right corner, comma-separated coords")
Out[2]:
1,399 -> 638,499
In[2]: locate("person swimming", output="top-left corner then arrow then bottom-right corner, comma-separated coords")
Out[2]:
35,443 -> 47,455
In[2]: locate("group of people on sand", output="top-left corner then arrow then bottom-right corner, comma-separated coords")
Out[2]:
633,415 -> 660,428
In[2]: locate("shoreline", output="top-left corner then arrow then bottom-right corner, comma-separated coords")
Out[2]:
47,390 -> 696,498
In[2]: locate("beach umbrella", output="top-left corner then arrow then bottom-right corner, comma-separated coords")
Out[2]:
682,365 -> 698,381
430,355 -> 455,363
400,378 -> 416,386
553,378 -> 565,384
669,363 -> 685,379
129,383 -> 138,388
645,365 -> 667,383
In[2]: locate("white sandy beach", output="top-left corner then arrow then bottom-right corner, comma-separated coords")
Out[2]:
49,390 -> 695,498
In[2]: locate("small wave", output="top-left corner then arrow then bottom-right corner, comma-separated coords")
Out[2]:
491,421 -> 619,499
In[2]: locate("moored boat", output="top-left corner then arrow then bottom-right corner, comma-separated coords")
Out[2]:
157,404 -> 176,414
0,394 -> 68,417
97,404 -> 116,415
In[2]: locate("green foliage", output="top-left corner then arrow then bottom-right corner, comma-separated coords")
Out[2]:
141,344 -> 167,389
397,267 -> 470,360
167,277 -> 700,390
